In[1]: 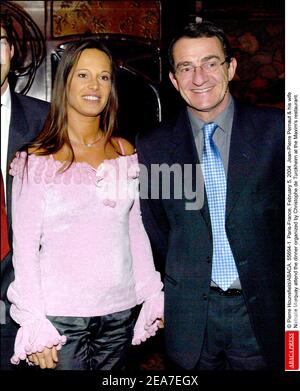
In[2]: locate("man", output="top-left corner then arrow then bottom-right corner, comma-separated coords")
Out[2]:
136,21 -> 284,370
0,13 -> 50,370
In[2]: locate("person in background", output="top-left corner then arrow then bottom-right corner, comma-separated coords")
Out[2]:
8,39 -> 163,370
1,172 -> 9,261
136,21 -> 284,370
0,12 -> 50,370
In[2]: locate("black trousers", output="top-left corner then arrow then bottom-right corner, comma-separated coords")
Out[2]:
47,307 -> 137,370
0,304 -> 19,370
0,334 -> 16,370
195,288 -> 266,370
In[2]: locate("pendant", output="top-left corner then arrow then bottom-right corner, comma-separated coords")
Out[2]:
85,143 -> 92,148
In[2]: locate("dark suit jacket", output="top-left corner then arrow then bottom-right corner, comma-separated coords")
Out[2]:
0,91 -> 49,369
136,101 -> 284,370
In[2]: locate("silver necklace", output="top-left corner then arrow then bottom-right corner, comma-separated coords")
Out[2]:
70,133 -> 103,148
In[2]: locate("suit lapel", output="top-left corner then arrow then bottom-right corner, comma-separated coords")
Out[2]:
167,109 -> 211,227
165,103 -> 260,225
7,92 -> 29,165
226,102 -> 260,219
169,110 -> 198,164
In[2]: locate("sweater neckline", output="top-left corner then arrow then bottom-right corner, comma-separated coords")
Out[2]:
27,152 -> 137,172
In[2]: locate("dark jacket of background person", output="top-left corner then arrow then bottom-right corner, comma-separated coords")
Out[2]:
0,90 -> 49,369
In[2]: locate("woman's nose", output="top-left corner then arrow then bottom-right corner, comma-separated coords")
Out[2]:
88,78 -> 100,89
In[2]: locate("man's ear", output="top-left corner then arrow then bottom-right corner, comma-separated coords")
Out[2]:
169,71 -> 179,91
228,57 -> 237,81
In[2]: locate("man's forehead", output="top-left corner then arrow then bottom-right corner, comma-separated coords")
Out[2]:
174,36 -> 222,49
173,37 -> 224,65
174,36 -> 223,54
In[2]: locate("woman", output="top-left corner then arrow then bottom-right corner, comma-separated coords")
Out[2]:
8,39 -> 163,370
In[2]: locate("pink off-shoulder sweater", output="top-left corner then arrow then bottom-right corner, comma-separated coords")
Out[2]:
8,152 -> 163,364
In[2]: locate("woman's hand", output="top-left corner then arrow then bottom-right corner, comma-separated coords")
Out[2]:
158,318 -> 164,329
27,346 -> 58,369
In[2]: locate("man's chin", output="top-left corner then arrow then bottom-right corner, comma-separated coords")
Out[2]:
189,95 -> 229,114
189,103 -> 219,113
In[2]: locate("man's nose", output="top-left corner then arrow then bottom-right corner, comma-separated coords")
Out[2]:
191,66 -> 209,84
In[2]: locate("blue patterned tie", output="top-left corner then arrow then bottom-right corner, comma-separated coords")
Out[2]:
202,123 -> 239,291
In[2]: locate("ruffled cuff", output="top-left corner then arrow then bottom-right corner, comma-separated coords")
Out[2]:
135,271 -> 163,305
132,291 -> 164,345
11,318 -> 67,365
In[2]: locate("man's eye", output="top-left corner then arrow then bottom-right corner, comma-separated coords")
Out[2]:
204,61 -> 217,70
180,66 -> 193,73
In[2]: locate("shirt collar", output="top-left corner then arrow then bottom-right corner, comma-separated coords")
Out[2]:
1,84 -> 11,108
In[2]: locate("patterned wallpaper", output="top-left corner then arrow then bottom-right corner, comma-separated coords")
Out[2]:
200,0 -> 284,108
52,0 -> 161,40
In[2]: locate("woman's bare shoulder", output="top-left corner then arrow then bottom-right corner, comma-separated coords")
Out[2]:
112,137 -> 135,156
28,146 -> 47,155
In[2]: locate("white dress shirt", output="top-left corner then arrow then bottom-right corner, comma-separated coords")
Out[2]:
1,84 -> 11,199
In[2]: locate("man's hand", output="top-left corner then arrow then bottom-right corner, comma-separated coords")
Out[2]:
27,346 -> 58,369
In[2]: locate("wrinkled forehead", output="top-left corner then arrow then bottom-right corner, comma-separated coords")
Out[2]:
172,36 -> 225,63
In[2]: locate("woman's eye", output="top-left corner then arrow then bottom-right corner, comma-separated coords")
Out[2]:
99,75 -> 111,82
78,73 -> 87,78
